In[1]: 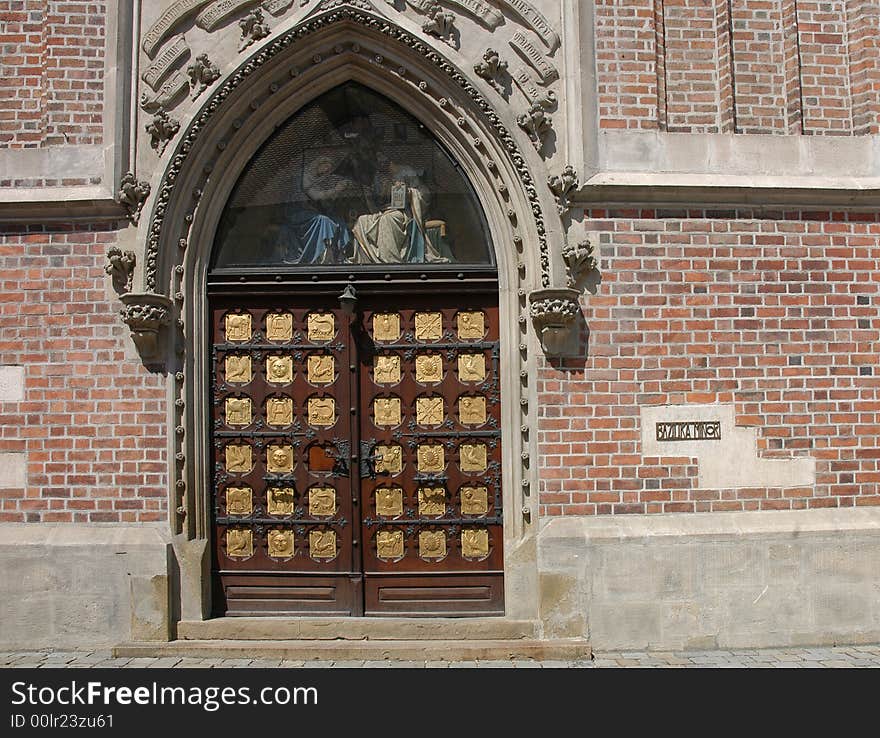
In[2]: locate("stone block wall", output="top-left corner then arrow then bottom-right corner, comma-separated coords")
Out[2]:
0,222 -> 167,523
538,208 -> 880,516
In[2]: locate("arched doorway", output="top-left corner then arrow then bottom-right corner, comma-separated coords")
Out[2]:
207,83 -> 504,616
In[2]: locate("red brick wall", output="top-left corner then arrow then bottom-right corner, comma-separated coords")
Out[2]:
598,0 -> 880,134
0,224 -> 167,523
0,0 -> 106,148
538,209 -> 880,516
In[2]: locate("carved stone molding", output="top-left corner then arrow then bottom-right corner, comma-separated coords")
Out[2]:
187,53 -> 221,100
116,171 -> 151,224
146,109 -> 181,154
119,293 -> 174,363
548,164 -> 578,216
239,8 -> 271,50
528,288 -> 581,356
473,48 -> 507,94
105,247 -> 137,294
562,238 -> 596,287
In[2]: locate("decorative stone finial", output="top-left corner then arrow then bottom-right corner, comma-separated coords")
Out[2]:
528,288 -> 581,356
187,53 -> 221,100
548,165 -> 579,216
119,293 -> 173,364
105,246 -> 136,294
116,172 -> 151,225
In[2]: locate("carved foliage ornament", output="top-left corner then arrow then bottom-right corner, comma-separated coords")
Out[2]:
187,53 -> 221,100
548,165 -> 578,216
422,3 -> 456,47
116,172 -> 151,224
528,288 -> 580,357
473,48 -> 507,94
105,247 -> 136,294
119,292 -> 173,362
562,239 -> 597,287
517,100 -> 551,152
146,109 -> 181,155
239,8 -> 271,51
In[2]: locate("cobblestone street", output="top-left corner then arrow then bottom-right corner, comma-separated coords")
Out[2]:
3,645 -> 880,669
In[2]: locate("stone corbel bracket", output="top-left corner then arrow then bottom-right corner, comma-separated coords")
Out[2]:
528,288 -> 581,357
119,293 -> 174,365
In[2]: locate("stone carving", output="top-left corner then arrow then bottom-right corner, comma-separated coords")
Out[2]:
528,288 -> 580,356
197,0 -> 260,32
393,0 -> 500,28
562,239 -> 597,287
119,293 -> 173,362
517,101 -> 551,151
548,165 -> 578,215
140,70 -> 189,113
142,35 -> 189,91
500,0 -> 560,51
239,8 -> 271,50
144,7 -> 553,298
146,109 -> 181,155
263,0 -> 297,14
142,0 -> 213,58
474,48 -> 507,94
105,247 -> 137,294
187,53 -> 221,100
509,31 -> 558,84
513,66 -> 556,109
422,3 -> 456,47
116,172 -> 151,224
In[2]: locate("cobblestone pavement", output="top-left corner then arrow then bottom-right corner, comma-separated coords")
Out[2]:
2,645 -> 880,668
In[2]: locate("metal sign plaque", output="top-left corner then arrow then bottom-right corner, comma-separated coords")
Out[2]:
655,421 -> 721,442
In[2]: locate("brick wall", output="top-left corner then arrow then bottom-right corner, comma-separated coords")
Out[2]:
538,209 -> 880,515
598,0 -> 880,134
0,224 -> 167,522
0,0 -> 106,148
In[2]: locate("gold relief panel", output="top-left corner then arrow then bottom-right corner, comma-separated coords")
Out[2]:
457,311 -> 485,340
265,397 -> 293,427
419,530 -> 446,559
309,529 -> 336,559
308,486 -> 336,516
461,529 -> 490,559
459,396 -> 487,426
267,445 -> 294,473
373,312 -> 400,342
226,529 -> 253,558
415,354 -> 443,383
225,486 -> 253,516
267,487 -> 295,515
418,487 -> 446,516
374,445 -> 403,475
373,355 -> 400,385
225,313 -> 252,342
266,312 -> 293,342
376,530 -> 404,561
266,355 -> 293,384
225,397 -> 252,426
460,443 -> 487,472
267,529 -> 295,558
417,444 -> 445,473
307,312 -> 335,342
375,486 -> 404,516
416,396 -> 444,426
414,312 -> 443,341
307,355 -> 335,385
308,397 -> 336,427
457,353 -> 486,382
373,397 -> 401,427
225,444 -> 252,474
460,486 -> 489,515
225,355 -> 252,384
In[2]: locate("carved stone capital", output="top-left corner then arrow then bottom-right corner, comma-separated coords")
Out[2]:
528,288 -> 581,356
119,292 -> 173,363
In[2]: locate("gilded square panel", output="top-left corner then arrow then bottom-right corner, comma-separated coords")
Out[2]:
418,530 -> 446,559
225,313 -> 251,342
459,396 -> 487,425
375,486 -> 404,516
460,486 -> 489,515
225,355 -> 252,384
374,445 -> 403,475
417,444 -> 445,473
457,353 -> 485,382
226,529 -> 253,558
268,529 -> 294,558
307,312 -> 335,342
418,487 -> 446,516
308,486 -> 336,516
461,529 -> 490,558
372,313 -> 400,342
225,397 -> 252,426
374,355 -> 401,385
265,397 -> 293,427
309,529 -> 336,559
267,487 -> 295,515
267,445 -> 294,473
374,397 -> 401,427
266,312 -> 293,342
307,355 -> 335,384
456,311 -> 484,340
414,312 -> 442,341
308,397 -> 336,426
460,443 -> 487,472
225,444 -> 252,473
225,486 -> 252,516
416,396 -> 444,426
266,355 -> 293,384
376,530 -> 404,560
415,354 -> 443,383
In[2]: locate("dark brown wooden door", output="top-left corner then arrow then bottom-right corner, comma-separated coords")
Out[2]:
209,285 -> 503,616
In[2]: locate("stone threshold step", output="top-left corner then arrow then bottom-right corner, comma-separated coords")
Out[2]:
177,617 -> 539,641
113,639 -> 591,662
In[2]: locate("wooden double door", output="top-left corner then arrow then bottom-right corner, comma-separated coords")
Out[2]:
209,281 -> 504,616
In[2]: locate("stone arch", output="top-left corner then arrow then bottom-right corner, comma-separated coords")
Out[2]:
138,5 -> 558,622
